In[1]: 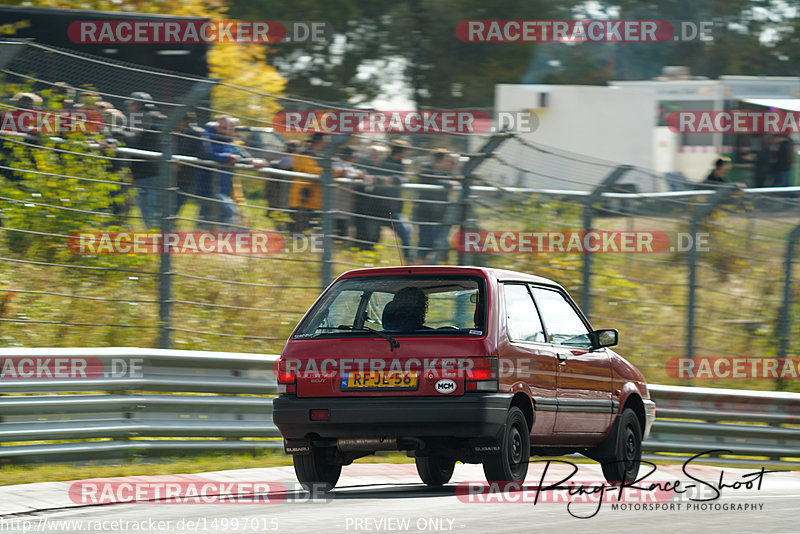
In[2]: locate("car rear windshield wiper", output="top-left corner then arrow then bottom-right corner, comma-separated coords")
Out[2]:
317,325 -> 400,351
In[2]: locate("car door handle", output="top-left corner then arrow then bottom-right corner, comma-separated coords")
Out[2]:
557,353 -> 568,363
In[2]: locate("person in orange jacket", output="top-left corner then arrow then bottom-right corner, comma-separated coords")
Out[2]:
288,132 -> 328,232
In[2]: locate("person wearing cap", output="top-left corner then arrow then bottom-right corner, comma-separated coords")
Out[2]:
288,132 -> 327,233
10,92 -> 42,110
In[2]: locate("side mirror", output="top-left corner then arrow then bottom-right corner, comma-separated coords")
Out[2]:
591,328 -> 618,350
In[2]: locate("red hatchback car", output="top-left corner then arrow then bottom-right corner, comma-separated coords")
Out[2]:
273,266 -> 655,490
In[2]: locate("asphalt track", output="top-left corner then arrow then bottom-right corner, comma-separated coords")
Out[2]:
1,461 -> 798,533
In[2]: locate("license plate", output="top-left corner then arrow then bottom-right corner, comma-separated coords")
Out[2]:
340,371 -> 419,390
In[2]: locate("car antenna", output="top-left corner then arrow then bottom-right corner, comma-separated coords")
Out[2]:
389,211 -> 404,266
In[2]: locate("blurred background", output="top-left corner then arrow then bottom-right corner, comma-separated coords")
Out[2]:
0,0 -> 798,396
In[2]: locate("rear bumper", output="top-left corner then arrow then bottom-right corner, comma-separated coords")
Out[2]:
643,399 -> 656,440
273,393 -> 512,440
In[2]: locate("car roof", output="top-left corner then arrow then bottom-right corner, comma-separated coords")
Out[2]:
336,265 -> 563,288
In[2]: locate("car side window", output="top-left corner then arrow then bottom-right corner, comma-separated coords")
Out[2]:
503,283 -> 546,343
529,287 -> 591,348
322,290 -> 363,329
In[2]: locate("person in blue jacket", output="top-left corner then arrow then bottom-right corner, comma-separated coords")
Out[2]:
197,116 -> 243,227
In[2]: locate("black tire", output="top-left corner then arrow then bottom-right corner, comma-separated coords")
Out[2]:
415,455 -> 456,486
293,446 -> 342,493
601,409 -> 642,484
482,407 -> 530,482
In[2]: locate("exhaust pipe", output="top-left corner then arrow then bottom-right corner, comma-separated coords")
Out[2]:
336,438 -> 397,452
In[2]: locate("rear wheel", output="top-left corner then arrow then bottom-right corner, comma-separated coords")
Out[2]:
482,407 -> 530,482
601,409 -> 642,484
293,446 -> 342,493
415,455 -> 456,486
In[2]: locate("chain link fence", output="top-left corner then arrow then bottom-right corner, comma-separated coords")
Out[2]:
0,40 -> 798,391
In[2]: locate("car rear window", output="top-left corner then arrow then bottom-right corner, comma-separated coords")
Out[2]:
293,275 -> 486,338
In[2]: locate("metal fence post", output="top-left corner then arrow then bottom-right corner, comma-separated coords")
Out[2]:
319,134 -> 348,291
777,224 -> 800,383
434,132 -> 512,266
157,82 -> 214,349
580,165 -> 631,319
455,176 -> 475,267
686,185 -> 738,364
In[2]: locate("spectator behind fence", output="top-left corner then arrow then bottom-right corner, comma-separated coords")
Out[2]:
175,111 -> 209,215
773,134 -> 795,187
116,91 -> 166,229
414,149 -> 453,263
84,100 -> 119,148
74,90 -> 100,110
265,139 -> 297,220
9,92 -> 42,110
754,135 -> 773,188
702,157 -> 731,186
372,140 -> 412,260
80,100 -> 127,217
353,145 -> 387,249
200,116 -> 244,228
51,82 -> 76,108
288,132 -> 327,233
332,146 -> 365,239
2,94 -> 42,185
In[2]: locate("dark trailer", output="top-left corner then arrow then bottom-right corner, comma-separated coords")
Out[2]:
0,6 -> 209,104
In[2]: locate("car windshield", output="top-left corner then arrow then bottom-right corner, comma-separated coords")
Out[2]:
293,275 -> 485,338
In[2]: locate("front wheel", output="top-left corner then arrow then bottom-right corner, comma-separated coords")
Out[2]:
601,409 -> 642,484
415,455 -> 456,486
293,446 -> 342,493
482,407 -> 530,482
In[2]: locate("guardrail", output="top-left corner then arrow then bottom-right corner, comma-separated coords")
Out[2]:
645,384 -> 800,467
1,349 -> 798,466
0,348 -> 280,462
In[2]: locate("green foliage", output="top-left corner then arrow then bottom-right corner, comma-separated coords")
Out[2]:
0,127 -> 145,270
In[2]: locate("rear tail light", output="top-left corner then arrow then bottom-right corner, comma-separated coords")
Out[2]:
466,357 -> 498,392
277,361 -> 296,394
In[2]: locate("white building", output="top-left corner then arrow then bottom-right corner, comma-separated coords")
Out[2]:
486,72 -> 800,191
